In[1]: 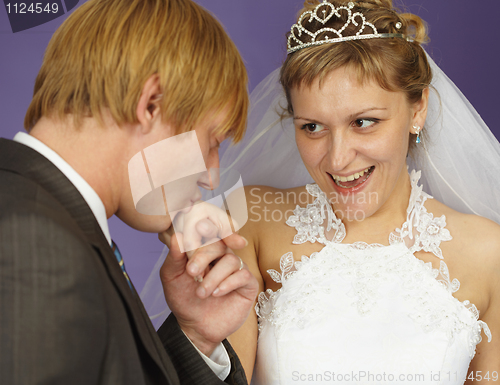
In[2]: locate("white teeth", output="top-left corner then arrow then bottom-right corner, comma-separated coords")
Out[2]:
332,167 -> 372,182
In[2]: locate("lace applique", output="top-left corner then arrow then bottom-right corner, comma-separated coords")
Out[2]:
256,252 -> 326,337
266,252 -> 297,284
413,213 -> 452,258
394,256 -> 491,357
285,170 -> 452,255
466,302 -> 493,357
286,184 -> 345,245
256,169 -> 491,355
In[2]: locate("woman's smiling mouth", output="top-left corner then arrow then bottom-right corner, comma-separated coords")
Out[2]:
329,166 -> 375,190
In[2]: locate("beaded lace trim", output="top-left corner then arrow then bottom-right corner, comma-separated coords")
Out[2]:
256,170 -> 491,358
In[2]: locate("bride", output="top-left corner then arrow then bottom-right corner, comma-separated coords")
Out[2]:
222,0 -> 500,383
142,0 -> 500,382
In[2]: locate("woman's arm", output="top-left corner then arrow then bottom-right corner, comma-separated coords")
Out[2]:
226,186 -> 268,382
226,184 -> 305,382
228,233 -> 264,382
466,283 -> 500,382
465,223 -> 500,383
466,285 -> 500,383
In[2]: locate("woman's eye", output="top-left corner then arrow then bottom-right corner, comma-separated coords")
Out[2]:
301,123 -> 326,133
353,119 -> 377,129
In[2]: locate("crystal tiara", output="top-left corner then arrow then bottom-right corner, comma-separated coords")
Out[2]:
287,1 -> 405,54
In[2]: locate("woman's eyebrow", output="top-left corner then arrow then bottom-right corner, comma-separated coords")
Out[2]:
348,107 -> 387,119
294,107 -> 387,123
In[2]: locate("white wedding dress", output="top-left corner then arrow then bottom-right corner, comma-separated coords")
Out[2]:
252,170 -> 491,385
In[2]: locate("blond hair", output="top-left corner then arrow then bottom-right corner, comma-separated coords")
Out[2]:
25,0 -> 248,142
281,0 -> 432,150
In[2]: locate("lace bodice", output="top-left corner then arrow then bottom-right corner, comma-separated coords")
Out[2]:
252,170 -> 491,385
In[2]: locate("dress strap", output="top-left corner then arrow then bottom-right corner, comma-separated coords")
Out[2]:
286,170 -> 452,259
391,170 -> 452,259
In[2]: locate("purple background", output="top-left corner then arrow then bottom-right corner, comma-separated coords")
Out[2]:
1,0 -> 499,293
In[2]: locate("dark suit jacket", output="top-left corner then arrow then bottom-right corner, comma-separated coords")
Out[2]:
0,138 -> 247,385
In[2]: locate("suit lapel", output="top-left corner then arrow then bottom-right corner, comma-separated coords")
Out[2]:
0,138 -> 176,384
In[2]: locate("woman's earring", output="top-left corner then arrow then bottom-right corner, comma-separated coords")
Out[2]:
413,125 -> 422,144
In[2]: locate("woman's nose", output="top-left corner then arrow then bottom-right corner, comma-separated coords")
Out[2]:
328,132 -> 356,172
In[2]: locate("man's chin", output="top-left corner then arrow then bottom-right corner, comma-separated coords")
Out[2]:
117,212 -> 173,234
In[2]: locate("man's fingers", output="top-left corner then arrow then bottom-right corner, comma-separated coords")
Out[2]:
185,239 -> 227,277
220,232 -> 248,251
193,252 -> 243,298
211,268 -> 258,300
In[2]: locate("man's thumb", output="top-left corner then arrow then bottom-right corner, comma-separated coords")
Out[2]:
160,232 -> 187,279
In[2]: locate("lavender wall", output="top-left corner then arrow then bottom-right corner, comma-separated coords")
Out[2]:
1,0 -> 499,292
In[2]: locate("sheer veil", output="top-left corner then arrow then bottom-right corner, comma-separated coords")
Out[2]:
140,52 -> 500,328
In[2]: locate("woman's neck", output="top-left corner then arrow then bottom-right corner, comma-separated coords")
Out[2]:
339,170 -> 412,245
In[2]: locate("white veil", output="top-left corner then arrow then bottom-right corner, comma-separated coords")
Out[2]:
140,52 -> 500,328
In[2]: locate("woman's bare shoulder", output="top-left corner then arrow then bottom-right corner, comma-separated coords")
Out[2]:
426,198 -> 500,266
238,184 -> 313,256
242,184 -> 311,221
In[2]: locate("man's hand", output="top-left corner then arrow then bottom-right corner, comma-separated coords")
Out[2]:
158,202 -> 258,357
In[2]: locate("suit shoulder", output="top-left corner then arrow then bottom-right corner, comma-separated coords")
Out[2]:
0,209 -> 100,278
0,170 -> 86,239
0,173 -> 101,288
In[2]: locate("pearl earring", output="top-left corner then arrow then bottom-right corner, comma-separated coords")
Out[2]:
413,125 -> 421,144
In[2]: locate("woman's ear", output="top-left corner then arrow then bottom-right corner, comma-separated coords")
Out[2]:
412,87 -> 430,129
136,74 -> 162,134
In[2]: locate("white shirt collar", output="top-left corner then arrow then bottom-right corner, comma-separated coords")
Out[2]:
13,132 -> 112,245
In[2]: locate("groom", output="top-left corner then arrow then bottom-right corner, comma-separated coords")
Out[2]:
0,0 -> 257,384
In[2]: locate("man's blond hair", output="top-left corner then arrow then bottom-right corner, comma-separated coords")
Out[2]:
25,0 -> 248,141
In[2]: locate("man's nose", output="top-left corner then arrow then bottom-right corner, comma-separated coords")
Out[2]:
198,150 -> 220,190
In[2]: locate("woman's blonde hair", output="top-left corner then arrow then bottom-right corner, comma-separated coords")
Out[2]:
280,0 -> 432,150
24,0 -> 248,142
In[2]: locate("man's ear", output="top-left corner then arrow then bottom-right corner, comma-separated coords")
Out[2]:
137,74 -> 162,134
412,87 -> 430,129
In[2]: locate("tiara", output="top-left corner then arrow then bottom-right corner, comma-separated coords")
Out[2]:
287,1 -> 405,54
